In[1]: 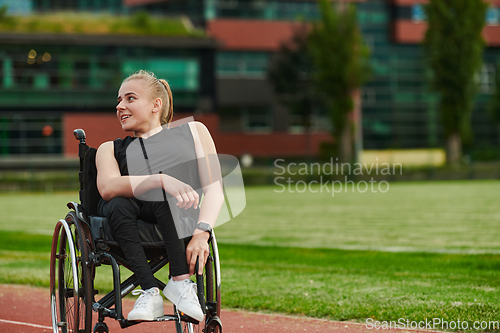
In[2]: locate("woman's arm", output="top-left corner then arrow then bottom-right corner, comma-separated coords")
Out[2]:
96,141 -> 158,201
190,121 -> 225,229
186,121 -> 225,275
96,141 -> 199,209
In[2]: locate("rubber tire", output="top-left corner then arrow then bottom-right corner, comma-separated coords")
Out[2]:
51,215 -> 93,333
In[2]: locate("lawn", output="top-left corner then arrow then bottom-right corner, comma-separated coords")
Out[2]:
0,180 -> 499,330
3,181 -> 499,252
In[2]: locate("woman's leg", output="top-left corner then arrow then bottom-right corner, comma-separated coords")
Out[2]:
99,197 -> 158,290
138,201 -> 190,277
138,200 -> 204,321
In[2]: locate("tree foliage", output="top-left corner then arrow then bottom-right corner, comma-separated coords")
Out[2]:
423,0 -> 488,164
268,0 -> 370,161
307,0 -> 371,161
489,63 -> 500,125
268,25 -> 316,130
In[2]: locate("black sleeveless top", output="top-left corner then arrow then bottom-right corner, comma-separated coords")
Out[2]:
113,122 -> 202,237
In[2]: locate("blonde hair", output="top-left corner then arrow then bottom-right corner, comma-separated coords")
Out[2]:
122,70 -> 174,125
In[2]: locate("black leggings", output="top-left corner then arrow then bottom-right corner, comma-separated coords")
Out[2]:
98,197 -> 190,290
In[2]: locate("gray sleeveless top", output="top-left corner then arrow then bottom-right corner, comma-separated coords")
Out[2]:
113,123 -> 202,238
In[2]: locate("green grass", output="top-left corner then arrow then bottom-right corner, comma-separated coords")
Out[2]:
221,244 -> 500,325
3,181 -> 500,252
0,191 -> 78,234
0,181 -> 499,330
215,180 -> 500,253
0,233 -> 498,328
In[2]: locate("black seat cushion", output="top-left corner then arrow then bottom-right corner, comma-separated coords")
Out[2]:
90,215 -> 164,248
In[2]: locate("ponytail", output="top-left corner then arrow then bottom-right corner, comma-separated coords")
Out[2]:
158,79 -> 174,126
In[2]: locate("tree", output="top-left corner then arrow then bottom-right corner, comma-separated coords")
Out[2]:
268,24 -> 316,140
488,63 -> 500,147
489,63 -> 500,125
423,0 -> 488,165
308,0 -> 371,163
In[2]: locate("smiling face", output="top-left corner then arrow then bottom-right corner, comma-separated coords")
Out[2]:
116,79 -> 161,136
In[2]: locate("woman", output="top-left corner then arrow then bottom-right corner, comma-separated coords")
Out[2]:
95,70 -> 224,322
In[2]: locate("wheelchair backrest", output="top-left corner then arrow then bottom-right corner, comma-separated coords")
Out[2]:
82,147 -> 102,216
76,129 -> 102,217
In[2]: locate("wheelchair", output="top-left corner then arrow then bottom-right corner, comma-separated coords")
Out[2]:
49,129 -> 222,333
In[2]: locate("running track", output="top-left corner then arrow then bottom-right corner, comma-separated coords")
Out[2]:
0,284 -> 432,333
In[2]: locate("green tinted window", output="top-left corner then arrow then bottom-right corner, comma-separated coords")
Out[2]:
122,59 -> 200,91
0,45 -> 202,108
0,112 -> 62,155
217,51 -> 270,77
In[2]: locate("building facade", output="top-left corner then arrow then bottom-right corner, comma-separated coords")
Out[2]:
0,0 -> 499,159
205,0 -> 500,155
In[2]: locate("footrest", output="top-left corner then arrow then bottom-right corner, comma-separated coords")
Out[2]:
152,314 -> 199,324
120,315 -> 178,329
126,314 -> 195,323
152,315 -> 178,322
178,314 -> 200,324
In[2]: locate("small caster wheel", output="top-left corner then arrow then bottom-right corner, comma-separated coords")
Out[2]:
93,321 -> 109,333
206,316 -> 222,333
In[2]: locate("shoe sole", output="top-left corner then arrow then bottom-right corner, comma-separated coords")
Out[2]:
128,307 -> 164,321
164,288 -> 204,322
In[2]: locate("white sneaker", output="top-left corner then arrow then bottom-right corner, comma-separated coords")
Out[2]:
163,279 -> 204,322
127,287 -> 164,321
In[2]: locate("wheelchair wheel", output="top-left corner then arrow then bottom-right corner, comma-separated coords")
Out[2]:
205,235 -> 222,333
50,215 -> 93,333
175,235 -> 221,333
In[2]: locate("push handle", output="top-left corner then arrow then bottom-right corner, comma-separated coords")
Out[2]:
73,129 -> 86,144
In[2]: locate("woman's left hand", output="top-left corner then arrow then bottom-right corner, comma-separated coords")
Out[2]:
186,231 -> 210,275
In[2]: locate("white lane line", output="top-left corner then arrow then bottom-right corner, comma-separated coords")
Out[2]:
0,318 -> 52,330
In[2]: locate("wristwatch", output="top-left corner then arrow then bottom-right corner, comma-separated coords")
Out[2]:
195,222 -> 212,235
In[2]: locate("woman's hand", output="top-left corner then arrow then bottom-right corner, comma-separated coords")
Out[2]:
160,174 -> 200,210
186,232 -> 210,275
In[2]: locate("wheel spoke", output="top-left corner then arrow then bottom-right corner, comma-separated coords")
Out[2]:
52,219 -> 92,333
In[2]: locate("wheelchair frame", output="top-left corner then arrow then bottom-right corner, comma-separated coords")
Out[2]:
49,129 -> 222,333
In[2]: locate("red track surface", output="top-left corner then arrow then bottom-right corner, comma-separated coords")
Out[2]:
0,284 -> 428,333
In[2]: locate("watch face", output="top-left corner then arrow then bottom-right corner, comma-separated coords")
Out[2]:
197,222 -> 211,232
